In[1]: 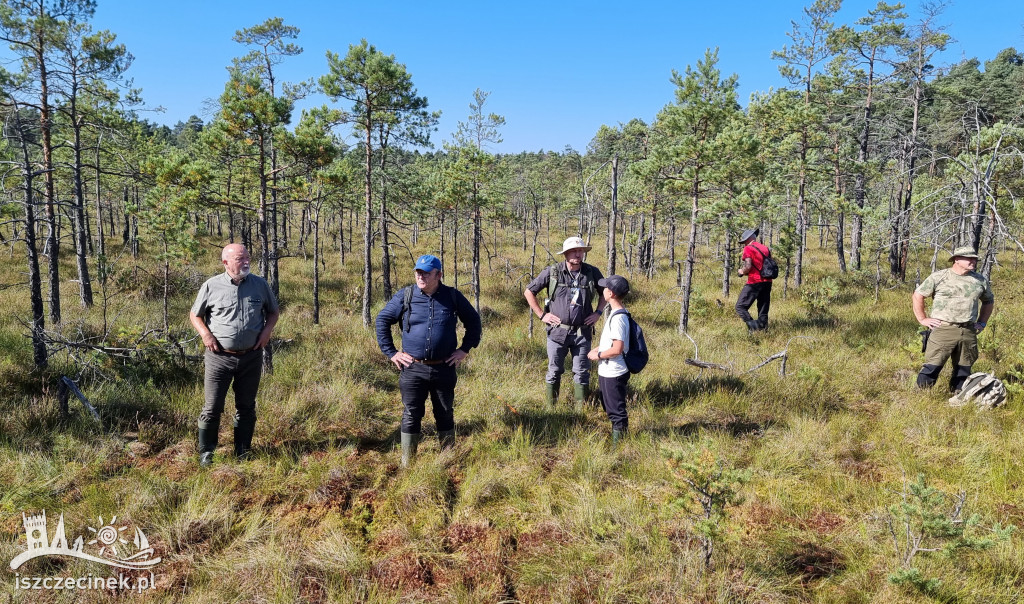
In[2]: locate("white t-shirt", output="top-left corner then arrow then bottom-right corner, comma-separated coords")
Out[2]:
597,310 -> 630,378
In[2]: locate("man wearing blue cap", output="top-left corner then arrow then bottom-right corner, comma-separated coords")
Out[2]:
375,254 -> 482,466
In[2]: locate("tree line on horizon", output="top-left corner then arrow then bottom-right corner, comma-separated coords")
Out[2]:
1,0 -> 1022,371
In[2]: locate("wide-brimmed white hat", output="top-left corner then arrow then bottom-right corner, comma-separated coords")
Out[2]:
560,236 -> 592,254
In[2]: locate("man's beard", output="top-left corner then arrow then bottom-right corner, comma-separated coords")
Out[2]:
236,267 -> 250,279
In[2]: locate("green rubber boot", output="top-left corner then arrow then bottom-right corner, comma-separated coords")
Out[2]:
574,383 -> 589,408
400,432 -> 422,468
545,382 -> 559,408
439,429 -> 456,451
611,429 -> 626,446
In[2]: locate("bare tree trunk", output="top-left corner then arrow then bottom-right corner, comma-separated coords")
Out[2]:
439,212 -> 446,273
608,155 -> 618,276
472,189 -> 481,312
679,184 -> 699,333
453,215 -> 460,289
162,250 -> 170,333
722,215 -> 733,298
269,143 -> 279,298
528,194 -> 540,339
379,157 -> 393,301
361,126 -> 373,328
795,132 -> 807,286
93,142 -> 105,258
71,115 -> 93,306
981,204 -> 997,279
12,109 -> 48,368
313,203 -> 321,325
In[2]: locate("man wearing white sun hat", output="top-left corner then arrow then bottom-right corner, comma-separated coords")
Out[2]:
524,236 -> 607,407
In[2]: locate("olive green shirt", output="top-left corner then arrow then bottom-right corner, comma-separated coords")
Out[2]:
191,272 -> 279,351
915,268 -> 994,324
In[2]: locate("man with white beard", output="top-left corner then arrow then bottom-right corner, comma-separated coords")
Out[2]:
189,244 -> 280,467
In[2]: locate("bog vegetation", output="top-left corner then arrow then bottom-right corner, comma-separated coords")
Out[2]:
1,0 -> 1023,602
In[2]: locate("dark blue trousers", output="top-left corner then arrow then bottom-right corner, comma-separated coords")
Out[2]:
599,373 -> 630,431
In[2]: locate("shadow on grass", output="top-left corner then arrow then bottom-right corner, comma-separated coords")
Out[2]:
479,305 -> 505,326
643,375 -> 747,407
788,316 -> 840,330
843,316 -> 917,348
498,407 -> 589,447
349,357 -> 399,391
649,418 -> 768,440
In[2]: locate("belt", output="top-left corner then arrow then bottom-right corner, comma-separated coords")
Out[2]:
221,347 -> 255,355
554,324 -> 587,334
412,358 -> 446,365
936,320 -> 975,328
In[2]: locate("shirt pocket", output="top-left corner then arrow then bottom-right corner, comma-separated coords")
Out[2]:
434,306 -> 457,329
207,295 -> 236,319
243,297 -> 263,326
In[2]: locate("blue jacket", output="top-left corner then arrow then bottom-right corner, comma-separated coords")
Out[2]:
375,284 -> 482,361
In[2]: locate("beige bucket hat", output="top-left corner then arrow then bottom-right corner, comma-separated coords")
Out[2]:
560,236 -> 592,254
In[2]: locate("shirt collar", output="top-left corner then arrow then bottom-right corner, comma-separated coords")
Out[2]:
222,271 -> 249,286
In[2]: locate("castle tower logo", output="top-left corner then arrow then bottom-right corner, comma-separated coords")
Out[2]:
10,510 -> 161,570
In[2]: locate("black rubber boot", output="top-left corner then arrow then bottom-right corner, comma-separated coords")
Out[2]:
400,432 -> 421,468
438,429 -> 456,451
233,416 -> 256,461
198,419 -> 220,467
545,382 -> 559,408
745,320 -> 760,332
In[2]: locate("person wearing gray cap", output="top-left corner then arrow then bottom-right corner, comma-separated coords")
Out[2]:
524,236 -> 607,407
587,275 -> 632,444
735,228 -> 773,332
912,246 -> 994,392
376,254 -> 482,466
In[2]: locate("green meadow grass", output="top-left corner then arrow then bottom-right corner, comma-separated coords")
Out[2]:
1,233 -> 1022,603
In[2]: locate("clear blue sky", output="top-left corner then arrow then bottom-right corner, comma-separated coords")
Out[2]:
80,0 -> 1024,153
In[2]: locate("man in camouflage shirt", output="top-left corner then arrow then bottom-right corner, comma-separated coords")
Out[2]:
912,246 -> 994,392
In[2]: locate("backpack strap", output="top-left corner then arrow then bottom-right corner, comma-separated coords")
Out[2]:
401,285 -> 414,332
547,262 -> 561,299
582,264 -> 598,302
445,284 -> 458,312
402,284 -> 459,332
750,242 -> 770,261
549,261 -> 599,305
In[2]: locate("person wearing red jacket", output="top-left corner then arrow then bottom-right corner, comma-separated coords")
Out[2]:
736,228 -> 773,332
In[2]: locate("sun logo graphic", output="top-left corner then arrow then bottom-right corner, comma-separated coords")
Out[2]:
9,510 -> 161,570
87,516 -> 129,559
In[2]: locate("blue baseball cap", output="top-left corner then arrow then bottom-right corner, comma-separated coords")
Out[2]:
414,254 -> 443,272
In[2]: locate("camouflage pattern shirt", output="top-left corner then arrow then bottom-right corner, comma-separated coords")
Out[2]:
915,268 -> 994,324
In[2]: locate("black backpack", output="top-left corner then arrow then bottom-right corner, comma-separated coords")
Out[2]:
755,244 -> 779,280
608,309 -> 649,374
